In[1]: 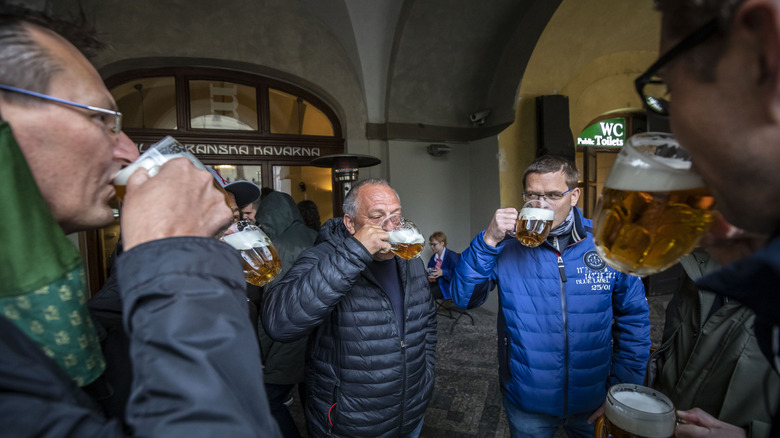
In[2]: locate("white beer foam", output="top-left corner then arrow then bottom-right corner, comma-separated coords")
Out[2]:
606,388 -> 675,437
520,207 -> 554,221
613,391 -> 670,414
388,228 -> 424,244
222,229 -> 270,250
604,160 -> 706,192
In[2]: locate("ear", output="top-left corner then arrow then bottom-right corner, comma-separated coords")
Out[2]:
343,214 -> 356,234
569,187 -> 581,207
734,1 -> 780,112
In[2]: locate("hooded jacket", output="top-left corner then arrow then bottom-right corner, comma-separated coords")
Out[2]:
255,191 -> 317,384
262,218 -> 437,438
451,207 -> 650,418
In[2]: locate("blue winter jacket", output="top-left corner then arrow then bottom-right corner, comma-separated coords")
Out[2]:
451,207 -> 650,418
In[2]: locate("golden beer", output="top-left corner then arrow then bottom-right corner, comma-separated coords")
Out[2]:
594,187 -> 714,276
516,206 -> 554,248
384,217 -> 425,260
595,384 -> 675,438
223,224 -> 282,286
593,132 -> 715,276
114,184 -> 127,201
238,245 -> 282,287
390,242 -> 424,260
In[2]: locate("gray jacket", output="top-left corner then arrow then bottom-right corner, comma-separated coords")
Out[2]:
647,250 -> 780,437
262,218 -> 437,438
256,191 -> 317,384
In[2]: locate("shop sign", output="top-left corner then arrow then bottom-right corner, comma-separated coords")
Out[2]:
137,142 -> 321,157
576,117 -> 625,147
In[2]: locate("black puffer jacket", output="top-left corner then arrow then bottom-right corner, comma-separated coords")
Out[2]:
262,218 -> 437,438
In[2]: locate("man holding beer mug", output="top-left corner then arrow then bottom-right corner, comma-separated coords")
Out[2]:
262,179 -> 436,438
645,1 -> 780,435
0,7 -> 280,436
451,156 -> 650,438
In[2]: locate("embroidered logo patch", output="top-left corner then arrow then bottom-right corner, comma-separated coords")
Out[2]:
583,250 -> 606,271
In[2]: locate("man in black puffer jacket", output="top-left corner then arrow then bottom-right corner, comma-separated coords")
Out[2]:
262,179 -> 436,438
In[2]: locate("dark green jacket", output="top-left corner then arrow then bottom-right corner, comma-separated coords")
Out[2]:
646,250 -> 780,438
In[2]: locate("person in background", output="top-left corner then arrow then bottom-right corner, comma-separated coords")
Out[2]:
647,219 -> 779,438
255,191 -> 318,438
646,1 -> 780,435
297,199 -> 321,232
0,6 -> 279,436
209,170 -> 265,332
426,231 -> 459,301
224,179 -> 260,223
262,179 -> 436,438
450,155 -> 650,438
241,196 -> 261,225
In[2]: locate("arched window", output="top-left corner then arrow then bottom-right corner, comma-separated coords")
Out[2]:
87,68 -> 343,294
105,67 -> 343,218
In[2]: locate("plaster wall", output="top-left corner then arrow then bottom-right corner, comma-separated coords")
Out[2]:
387,136 -> 499,313
60,0 -> 373,159
499,0 -> 660,208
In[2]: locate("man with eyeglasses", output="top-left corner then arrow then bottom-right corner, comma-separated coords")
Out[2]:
644,1 -> 780,437
451,155 -> 650,438
262,179 -> 436,438
0,7 -> 280,437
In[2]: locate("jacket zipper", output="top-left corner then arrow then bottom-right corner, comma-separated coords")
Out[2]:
554,239 -> 569,418
397,267 -> 410,436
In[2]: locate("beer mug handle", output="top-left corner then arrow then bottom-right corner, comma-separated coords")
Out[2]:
507,210 -> 520,237
594,415 -> 606,438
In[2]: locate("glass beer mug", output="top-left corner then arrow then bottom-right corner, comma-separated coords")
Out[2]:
513,199 -> 554,248
112,136 -> 205,201
593,132 -> 716,276
381,215 -> 425,260
113,135 -> 232,206
595,384 -> 676,438
222,220 -> 282,286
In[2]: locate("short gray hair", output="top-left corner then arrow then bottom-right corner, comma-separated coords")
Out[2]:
342,178 -> 400,217
0,5 -> 104,103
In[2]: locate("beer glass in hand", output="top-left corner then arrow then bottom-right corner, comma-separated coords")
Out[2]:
222,220 -> 282,286
381,215 -> 425,260
594,384 -> 675,438
112,136 -> 205,201
513,200 -> 554,248
593,132 -> 715,276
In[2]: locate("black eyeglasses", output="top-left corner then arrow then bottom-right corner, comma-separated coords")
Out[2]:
0,84 -> 122,135
523,187 -> 574,202
635,18 -> 720,115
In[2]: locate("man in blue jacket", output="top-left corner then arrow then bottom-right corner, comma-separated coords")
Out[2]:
451,155 -> 650,438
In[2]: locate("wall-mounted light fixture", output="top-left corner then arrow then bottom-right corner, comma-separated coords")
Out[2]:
427,144 -> 451,157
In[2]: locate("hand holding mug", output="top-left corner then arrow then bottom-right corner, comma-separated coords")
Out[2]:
352,224 -> 391,256
484,207 -> 518,247
121,155 -> 231,251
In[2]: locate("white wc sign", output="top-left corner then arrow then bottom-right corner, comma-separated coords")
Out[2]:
577,117 -> 625,147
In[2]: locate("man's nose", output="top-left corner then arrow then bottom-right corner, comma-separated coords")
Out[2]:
114,131 -> 139,165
